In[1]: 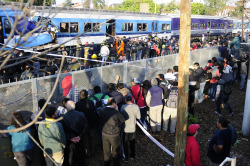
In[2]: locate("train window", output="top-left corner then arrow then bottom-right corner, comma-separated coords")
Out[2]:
60,23 -> 69,33
200,23 -> 205,29
4,19 -> 11,34
93,23 -> 100,32
191,23 -> 198,29
155,23 -> 158,30
213,23 -> 218,28
219,23 -> 223,29
162,24 -> 170,31
122,23 -> 133,32
233,23 -> 236,29
244,23 -> 248,28
237,23 -> 240,27
178,24 -> 180,29
152,22 -> 154,31
229,24 -> 233,29
207,22 -> 211,28
137,23 -> 147,31
84,23 -> 92,32
70,22 -> 78,33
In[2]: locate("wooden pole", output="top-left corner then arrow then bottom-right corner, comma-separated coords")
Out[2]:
174,0 -> 191,165
242,0 -> 245,42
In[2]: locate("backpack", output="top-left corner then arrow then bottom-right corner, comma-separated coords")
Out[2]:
92,94 -> 106,117
166,87 -> 178,108
160,81 -> 171,99
224,83 -> 232,95
228,124 -> 237,145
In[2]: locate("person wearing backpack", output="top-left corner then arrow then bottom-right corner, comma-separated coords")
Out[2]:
207,117 -> 233,165
131,78 -> 147,129
214,78 -> 234,116
163,81 -> 178,133
90,86 -> 110,114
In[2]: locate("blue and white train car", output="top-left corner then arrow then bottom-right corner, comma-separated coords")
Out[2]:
0,8 -> 53,49
232,19 -> 250,34
33,8 -> 172,46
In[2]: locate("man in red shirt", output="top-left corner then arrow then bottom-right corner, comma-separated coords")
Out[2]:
131,78 -> 147,129
185,124 -> 201,166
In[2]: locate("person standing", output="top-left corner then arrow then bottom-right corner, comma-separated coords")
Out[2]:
131,78 -> 147,129
61,100 -> 88,166
208,117 -> 232,165
1,112 -> 34,166
99,98 -> 125,166
121,95 -> 141,162
38,105 -> 66,166
100,44 -> 110,66
75,90 -> 99,157
194,62 -> 206,104
185,124 -> 201,166
146,78 -> 163,133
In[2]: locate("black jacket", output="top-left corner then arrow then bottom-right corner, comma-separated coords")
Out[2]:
100,107 -> 125,136
75,99 -> 97,129
61,109 -> 88,140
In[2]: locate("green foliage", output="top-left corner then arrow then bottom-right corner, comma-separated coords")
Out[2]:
204,0 -> 227,15
188,113 -> 199,127
63,0 -> 71,7
191,3 -> 207,15
233,139 -> 241,148
118,0 -> 157,13
230,1 -> 243,18
164,0 -> 180,13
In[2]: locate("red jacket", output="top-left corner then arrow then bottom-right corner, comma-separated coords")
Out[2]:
131,85 -> 146,108
62,75 -> 72,96
185,136 -> 201,166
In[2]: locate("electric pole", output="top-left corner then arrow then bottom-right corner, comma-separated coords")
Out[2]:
174,0 -> 191,165
242,0 -> 245,42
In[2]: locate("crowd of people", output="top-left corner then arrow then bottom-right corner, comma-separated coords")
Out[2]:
0,33 -> 249,166
0,33 -> 237,84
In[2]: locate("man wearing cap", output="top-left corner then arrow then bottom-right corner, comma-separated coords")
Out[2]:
185,124 -> 201,166
131,78 -> 147,129
121,95 -> 141,162
146,78 -> 163,133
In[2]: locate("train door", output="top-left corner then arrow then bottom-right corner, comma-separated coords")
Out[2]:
106,19 -> 116,37
152,21 -> 159,33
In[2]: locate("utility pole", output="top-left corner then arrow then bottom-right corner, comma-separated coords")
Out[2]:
174,0 -> 191,165
241,0 -> 245,42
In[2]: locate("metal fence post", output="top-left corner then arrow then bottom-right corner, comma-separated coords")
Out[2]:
31,78 -> 38,112
123,62 -> 128,85
144,59 -> 148,80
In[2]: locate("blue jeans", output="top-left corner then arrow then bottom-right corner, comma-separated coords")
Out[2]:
136,51 -> 142,60
102,55 -> 108,66
209,83 -> 217,100
195,82 -> 206,103
140,107 -> 148,129
231,48 -> 239,59
239,73 -> 246,89
216,96 -> 233,114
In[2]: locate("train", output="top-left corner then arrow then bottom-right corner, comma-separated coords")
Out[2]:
0,5 -> 249,49
0,8 -> 53,49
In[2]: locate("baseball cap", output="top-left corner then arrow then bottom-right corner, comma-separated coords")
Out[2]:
125,95 -> 133,102
188,124 -> 200,134
132,78 -> 140,84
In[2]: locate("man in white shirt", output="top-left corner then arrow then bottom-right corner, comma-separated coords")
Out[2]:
100,44 -> 110,66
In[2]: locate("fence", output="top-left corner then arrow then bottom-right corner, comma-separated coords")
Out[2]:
0,46 -> 219,127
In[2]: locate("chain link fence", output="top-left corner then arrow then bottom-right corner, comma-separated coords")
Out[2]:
0,46 -> 220,126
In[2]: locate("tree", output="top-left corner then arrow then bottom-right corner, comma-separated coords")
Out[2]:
164,0 -> 180,13
230,1 -> 243,18
191,3 -> 207,15
118,0 -> 157,13
204,0 -> 227,15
